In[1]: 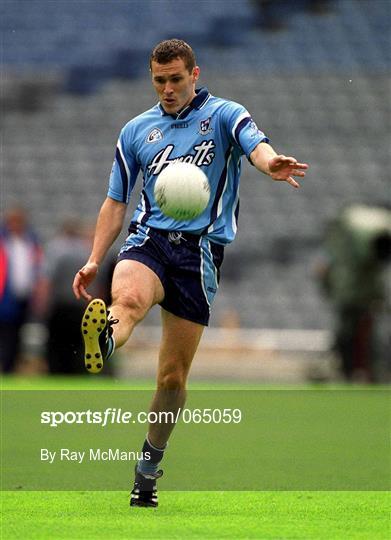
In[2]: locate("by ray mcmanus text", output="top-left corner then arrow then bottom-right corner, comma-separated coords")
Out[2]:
40,448 -> 151,464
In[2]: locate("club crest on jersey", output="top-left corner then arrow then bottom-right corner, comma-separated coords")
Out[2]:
198,117 -> 213,135
146,128 -> 163,143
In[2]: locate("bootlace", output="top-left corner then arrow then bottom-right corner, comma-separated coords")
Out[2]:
107,313 -> 119,336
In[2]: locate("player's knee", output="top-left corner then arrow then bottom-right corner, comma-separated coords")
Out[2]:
157,368 -> 186,393
112,290 -> 148,322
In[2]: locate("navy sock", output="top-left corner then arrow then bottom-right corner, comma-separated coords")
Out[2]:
137,435 -> 166,476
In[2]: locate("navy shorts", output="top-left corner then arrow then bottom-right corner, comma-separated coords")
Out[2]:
117,224 -> 224,326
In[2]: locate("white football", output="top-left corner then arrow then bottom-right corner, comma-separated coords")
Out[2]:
154,162 -> 210,221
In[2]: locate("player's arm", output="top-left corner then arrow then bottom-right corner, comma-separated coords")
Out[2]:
250,141 -> 308,188
72,197 -> 127,301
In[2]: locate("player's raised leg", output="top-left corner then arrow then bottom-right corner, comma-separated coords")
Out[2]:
81,259 -> 164,373
109,259 -> 164,347
130,309 -> 204,507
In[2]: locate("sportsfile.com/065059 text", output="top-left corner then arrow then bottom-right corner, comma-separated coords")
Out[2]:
40,408 -> 242,428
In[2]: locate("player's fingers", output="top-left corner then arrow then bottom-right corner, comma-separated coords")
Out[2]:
283,156 -> 297,165
286,176 -> 300,188
271,155 -> 285,166
73,272 -> 89,301
291,170 -> 306,177
72,275 -> 81,299
78,269 -> 92,285
73,286 -> 80,300
79,284 -> 92,302
294,162 -> 309,170
79,266 -> 96,281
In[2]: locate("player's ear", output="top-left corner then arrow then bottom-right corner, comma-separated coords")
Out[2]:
192,66 -> 200,82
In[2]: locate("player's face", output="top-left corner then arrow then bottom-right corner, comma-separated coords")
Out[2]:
151,58 -> 200,114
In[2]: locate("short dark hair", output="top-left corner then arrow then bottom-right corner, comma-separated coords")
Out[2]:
149,39 -> 196,72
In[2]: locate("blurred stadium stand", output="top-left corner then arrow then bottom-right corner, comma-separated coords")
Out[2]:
2,0 -> 390,334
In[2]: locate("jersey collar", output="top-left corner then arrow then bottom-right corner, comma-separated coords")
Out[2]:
158,87 -> 210,119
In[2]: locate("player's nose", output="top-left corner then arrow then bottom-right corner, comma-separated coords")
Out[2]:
163,82 -> 174,94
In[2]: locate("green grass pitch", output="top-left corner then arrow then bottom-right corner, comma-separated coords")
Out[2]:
1,377 -> 390,539
2,490 -> 389,539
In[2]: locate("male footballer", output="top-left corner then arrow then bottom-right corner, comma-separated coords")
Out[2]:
72,38 -> 308,507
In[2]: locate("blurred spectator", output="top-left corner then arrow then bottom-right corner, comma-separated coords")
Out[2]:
252,0 -> 334,32
317,205 -> 391,382
253,0 -> 288,32
0,206 -> 45,372
45,219 -> 114,374
305,0 -> 334,15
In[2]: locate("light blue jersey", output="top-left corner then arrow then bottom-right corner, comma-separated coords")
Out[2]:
108,87 -> 269,245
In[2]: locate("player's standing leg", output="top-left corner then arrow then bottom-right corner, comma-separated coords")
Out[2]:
130,310 -> 204,507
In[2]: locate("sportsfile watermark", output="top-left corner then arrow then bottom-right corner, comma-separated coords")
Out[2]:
2,389 -> 390,491
40,408 -> 242,427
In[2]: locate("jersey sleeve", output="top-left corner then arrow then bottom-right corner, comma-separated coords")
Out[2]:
107,126 -> 140,204
223,102 -> 269,160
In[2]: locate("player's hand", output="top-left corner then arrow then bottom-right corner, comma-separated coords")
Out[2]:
72,262 -> 99,301
268,155 -> 309,188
